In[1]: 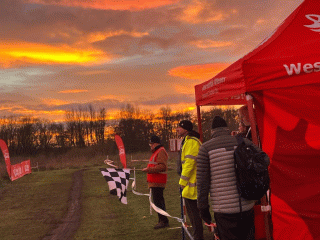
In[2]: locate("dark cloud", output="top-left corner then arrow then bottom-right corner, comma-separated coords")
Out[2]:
0,99 -> 15,104
140,93 -> 194,106
0,0 -> 133,45
33,98 -> 124,112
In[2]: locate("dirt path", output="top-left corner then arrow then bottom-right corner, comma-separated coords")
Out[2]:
42,169 -> 84,240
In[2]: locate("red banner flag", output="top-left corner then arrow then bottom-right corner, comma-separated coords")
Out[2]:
115,135 -> 127,168
11,160 -> 32,181
0,139 -> 11,178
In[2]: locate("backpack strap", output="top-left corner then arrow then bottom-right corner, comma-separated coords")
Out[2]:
234,135 -> 243,214
246,127 -> 252,139
235,135 -> 244,145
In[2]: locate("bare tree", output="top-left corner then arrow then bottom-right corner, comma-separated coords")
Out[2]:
115,104 -> 154,153
88,104 -> 96,145
200,107 -> 238,141
16,117 -> 37,155
95,108 -> 106,145
65,109 -> 76,147
35,120 -> 54,151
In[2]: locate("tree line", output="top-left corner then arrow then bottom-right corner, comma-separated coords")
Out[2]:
0,104 -> 240,156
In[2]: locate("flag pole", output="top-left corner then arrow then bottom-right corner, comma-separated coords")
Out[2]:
180,187 -> 186,240
150,188 -> 153,215
196,106 -> 203,142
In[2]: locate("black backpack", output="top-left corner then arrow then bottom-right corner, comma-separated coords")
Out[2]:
234,136 -> 270,200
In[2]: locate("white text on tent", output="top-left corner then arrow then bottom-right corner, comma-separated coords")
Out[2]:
202,77 -> 226,91
283,62 -> 320,76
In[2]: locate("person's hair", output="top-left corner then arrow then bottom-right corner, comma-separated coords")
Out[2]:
238,105 -> 250,126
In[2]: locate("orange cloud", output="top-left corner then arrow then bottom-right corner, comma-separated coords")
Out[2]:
95,95 -> 125,101
191,39 -> 233,49
10,106 -> 38,115
169,63 -> 230,80
170,104 -> 197,114
0,103 -> 64,122
174,84 -> 195,95
59,89 -> 89,94
256,19 -> 267,25
26,0 -> 180,10
178,0 -> 226,24
0,41 -> 107,68
87,30 -> 149,43
41,98 -> 70,106
76,70 -> 111,75
25,109 -> 69,122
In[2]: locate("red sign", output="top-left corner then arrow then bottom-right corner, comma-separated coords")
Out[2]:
0,139 -> 32,181
115,135 -> 127,168
11,160 -> 32,181
0,139 -> 11,178
169,139 -> 182,152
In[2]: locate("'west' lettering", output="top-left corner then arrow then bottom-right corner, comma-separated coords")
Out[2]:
283,63 -> 301,75
283,62 -> 320,75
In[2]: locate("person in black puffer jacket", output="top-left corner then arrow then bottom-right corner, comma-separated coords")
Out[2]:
196,116 -> 262,240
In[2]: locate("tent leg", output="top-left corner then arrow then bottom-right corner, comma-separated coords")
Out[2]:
246,94 -> 273,240
246,94 -> 259,146
196,106 -> 203,142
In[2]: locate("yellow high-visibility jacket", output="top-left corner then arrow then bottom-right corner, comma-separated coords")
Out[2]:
179,135 -> 201,200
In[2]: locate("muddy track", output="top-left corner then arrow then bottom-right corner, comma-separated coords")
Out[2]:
42,169 -> 84,240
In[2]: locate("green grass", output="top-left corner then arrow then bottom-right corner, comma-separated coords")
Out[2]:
0,169 -> 76,240
0,161 -> 214,239
75,167 -> 185,240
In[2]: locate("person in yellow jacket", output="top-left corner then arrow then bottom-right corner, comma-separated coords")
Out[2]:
176,120 -> 204,240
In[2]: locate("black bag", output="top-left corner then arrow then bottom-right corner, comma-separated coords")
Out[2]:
234,136 -> 270,200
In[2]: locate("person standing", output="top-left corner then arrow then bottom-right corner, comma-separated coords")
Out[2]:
176,120 -> 204,240
197,116 -> 267,240
236,121 -> 250,138
238,105 -> 252,141
142,135 -> 169,229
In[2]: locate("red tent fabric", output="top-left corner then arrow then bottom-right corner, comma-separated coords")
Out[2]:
195,0 -> 320,239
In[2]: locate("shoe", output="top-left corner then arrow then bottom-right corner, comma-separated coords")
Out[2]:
154,222 -> 169,229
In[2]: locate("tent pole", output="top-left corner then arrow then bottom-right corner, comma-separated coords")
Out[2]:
196,106 -> 203,142
246,94 -> 259,145
246,94 -> 272,240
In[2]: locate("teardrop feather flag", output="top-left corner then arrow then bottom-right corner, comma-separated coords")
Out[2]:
115,135 -> 127,168
0,139 -> 11,178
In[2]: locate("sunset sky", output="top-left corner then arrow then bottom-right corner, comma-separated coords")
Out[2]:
0,0 -> 304,122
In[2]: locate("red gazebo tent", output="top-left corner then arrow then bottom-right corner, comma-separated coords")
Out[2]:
194,0 -> 320,239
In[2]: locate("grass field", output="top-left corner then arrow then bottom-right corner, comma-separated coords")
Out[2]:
0,169 -> 74,240
0,155 -> 214,240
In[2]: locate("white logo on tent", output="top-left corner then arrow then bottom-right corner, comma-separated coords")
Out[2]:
304,14 -> 320,32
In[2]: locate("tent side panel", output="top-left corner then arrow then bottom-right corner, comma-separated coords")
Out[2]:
253,85 -> 320,240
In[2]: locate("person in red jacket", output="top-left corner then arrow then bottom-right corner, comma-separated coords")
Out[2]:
142,135 -> 169,229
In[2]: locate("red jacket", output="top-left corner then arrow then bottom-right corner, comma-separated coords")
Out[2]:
146,145 -> 168,187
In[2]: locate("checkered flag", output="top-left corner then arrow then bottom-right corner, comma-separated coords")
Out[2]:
100,168 -> 131,204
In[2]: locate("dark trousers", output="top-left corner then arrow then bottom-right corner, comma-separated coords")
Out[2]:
214,208 -> 255,240
184,198 -> 204,240
151,187 -> 169,223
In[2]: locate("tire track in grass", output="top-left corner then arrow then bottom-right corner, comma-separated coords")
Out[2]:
42,169 -> 84,240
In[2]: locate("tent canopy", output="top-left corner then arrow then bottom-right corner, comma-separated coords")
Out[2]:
194,0 -> 320,239
195,0 -> 320,107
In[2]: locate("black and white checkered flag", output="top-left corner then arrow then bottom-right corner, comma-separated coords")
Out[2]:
100,168 -> 130,204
